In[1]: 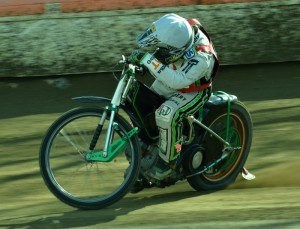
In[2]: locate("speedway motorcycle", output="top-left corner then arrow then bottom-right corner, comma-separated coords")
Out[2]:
39,56 -> 255,210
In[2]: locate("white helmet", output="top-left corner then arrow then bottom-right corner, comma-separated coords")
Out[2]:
136,13 -> 194,64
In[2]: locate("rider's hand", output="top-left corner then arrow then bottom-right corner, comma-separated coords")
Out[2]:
137,64 -> 148,76
128,50 -> 146,64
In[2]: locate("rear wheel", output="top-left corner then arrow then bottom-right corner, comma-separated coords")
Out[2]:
39,107 -> 141,209
187,101 -> 252,190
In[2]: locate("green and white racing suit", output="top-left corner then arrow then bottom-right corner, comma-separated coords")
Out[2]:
140,28 -> 217,162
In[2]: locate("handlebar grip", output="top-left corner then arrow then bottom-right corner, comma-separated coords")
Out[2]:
135,64 -> 147,75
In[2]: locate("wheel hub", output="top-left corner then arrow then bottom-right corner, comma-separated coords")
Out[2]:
192,151 -> 203,169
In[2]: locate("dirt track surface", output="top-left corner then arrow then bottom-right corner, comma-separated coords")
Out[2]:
0,62 -> 299,228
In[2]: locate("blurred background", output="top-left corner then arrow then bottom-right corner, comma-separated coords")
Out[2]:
0,1 -> 299,228
0,0 -> 299,77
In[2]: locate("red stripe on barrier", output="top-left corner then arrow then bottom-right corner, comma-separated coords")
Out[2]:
0,4 -> 44,17
0,0 -> 273,17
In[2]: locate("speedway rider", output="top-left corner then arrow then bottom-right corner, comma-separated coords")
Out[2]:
129,13 -> 219,170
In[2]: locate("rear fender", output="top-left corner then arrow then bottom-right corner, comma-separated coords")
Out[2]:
202,92 -> 238,118
206,92 -> 238,107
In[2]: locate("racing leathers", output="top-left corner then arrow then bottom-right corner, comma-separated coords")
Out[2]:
140,26 -> 218,163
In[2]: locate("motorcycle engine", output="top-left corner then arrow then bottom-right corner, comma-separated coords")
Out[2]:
140,144 -> 158,171
140,144 -> 174,182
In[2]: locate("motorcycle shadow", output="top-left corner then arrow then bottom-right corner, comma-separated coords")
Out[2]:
120,188 -> 215,209
4,189 -> 216,229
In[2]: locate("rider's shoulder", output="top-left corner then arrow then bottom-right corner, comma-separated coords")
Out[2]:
183,47 -> 210,62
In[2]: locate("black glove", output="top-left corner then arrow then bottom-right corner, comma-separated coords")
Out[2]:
128,50 -> 146,64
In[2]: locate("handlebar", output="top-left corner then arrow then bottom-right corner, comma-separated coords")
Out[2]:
119,55 -> 147,75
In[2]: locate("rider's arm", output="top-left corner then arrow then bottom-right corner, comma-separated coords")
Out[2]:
140,53 -> 213,90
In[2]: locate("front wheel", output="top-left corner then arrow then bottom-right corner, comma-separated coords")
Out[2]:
39,107 -> 141,209
187,100 -> 253,191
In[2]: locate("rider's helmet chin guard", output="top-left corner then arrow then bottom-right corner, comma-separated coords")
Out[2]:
136,13 -> 194,65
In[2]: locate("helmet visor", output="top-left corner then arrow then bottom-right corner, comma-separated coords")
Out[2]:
136,24 -> 159,48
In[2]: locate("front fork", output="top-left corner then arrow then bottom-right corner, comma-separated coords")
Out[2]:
89,110 -> 107,151
88,106 -> 117,157
86,106 -> 139,162
103,107 -> 117,157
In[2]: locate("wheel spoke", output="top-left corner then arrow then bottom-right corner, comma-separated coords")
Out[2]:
59,128 -> 86,158
39,107 -> 140,209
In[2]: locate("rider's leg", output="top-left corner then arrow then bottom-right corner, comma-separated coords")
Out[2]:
155,88 -> 211,163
